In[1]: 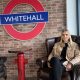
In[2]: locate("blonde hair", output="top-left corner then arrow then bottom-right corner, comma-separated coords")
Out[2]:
60,29 -> 73,44
61,28 -> 69,34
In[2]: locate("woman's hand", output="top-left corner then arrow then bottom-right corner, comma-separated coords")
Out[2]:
66,62 -> 73,71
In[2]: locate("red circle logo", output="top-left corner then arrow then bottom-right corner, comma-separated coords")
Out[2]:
3,0 -> 46,40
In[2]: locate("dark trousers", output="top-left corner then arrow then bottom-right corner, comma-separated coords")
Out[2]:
49,57 -> 73,80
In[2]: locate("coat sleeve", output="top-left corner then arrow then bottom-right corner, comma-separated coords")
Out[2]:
70,43 -> 80,65
47,44 -> 57,68
48,43 -> 59,61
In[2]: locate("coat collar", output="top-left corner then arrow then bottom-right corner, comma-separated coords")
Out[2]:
59,41 -> 72,48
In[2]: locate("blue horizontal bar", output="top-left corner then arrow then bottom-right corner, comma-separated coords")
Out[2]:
0,12 -> 48,25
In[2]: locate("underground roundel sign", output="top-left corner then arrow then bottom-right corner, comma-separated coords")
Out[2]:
3,0 -> 48,40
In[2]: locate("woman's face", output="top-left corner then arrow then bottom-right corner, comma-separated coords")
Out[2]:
61,31 -> 70,43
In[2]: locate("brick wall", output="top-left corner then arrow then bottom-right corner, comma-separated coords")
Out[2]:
0,0 -> 66,80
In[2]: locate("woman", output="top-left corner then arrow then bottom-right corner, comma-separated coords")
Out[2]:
48,29 -> 80,80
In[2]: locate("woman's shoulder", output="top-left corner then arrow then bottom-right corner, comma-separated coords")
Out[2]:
54,41 -> 62,46
72,41 -> 79,47
72,41 -> 77,44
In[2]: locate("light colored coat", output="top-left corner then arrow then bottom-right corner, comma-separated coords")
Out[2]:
48,41 -> 80,65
